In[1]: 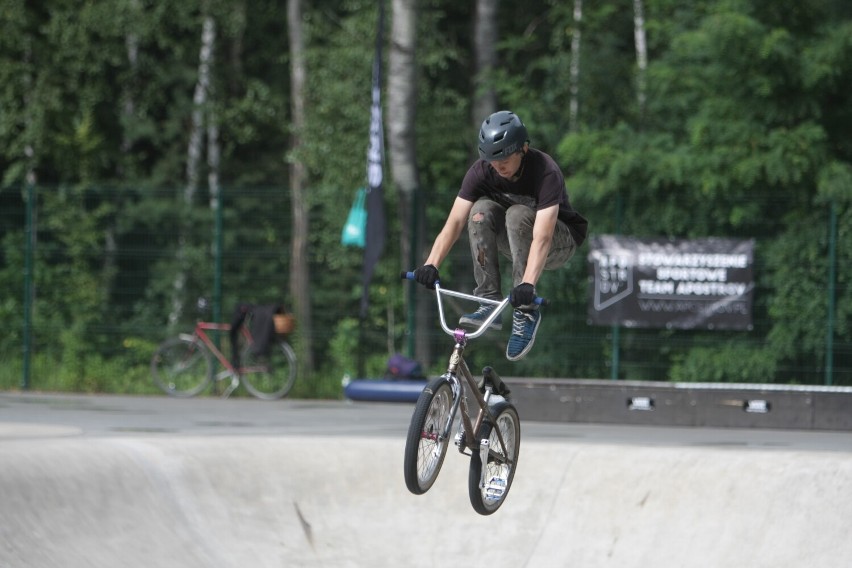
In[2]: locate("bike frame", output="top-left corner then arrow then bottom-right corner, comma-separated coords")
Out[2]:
432,284 -> 514,466
182,321 -> 257,395
189,322 -> 235,370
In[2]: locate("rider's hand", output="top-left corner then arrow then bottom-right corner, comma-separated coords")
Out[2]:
413,264 -> 439,289
510,282 -> 536,308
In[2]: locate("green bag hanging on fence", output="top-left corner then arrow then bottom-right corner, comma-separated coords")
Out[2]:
341,187 -> 367,248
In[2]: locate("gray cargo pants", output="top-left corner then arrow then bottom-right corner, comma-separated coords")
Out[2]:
467,198 -> 577,301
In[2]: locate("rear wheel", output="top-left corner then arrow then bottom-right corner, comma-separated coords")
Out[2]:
403,376 -> 453,495
468,401 -> 520,515
151,335 -> 213,397
240,339 -> 298,400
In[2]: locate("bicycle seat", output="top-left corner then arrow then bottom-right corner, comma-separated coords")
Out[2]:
482,366 -> 511,397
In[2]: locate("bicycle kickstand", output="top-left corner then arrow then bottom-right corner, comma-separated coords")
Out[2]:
218,370 -> 240,398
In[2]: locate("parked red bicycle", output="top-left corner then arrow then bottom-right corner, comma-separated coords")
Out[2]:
151,312 -> 297,400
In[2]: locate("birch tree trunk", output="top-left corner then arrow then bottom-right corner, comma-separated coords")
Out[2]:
169,14 -> 215,326
186,16 -> 215,204
388,0 -> 429,363
569,0 -> 583,132
207,123 -> 220,211
633,0 -> 648,115
207,110 -> 221,322
122,0 -> 139,158
109,0 -> 139,303
287,0 -> 315,375
472,0 -> 497,132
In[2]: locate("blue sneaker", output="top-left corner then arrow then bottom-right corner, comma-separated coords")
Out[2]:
459,304 -> 502,330
506,309 -> 541,361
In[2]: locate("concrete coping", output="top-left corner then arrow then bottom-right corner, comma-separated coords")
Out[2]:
505,377 -> 852,394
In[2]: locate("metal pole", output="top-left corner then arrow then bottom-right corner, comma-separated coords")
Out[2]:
610,193 -> 623,380
406,188 -> 419,358
825,201 -> 837,386
610,326 -> 620,381
213,186 -> 223,325
209,186 -> 224,352
22,183 -> 35,390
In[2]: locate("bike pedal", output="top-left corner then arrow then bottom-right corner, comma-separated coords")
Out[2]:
484,477 -> 507,499
455,432 -> 468,454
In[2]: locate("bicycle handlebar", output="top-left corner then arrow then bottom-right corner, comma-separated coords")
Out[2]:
401,271 -> 549,306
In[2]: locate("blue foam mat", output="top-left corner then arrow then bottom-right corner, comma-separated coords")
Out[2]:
344,379 -> 427,402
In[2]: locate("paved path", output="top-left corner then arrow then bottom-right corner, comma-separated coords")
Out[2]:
1,393 -> 851,568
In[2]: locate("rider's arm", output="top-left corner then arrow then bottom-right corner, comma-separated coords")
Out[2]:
521,204 -> 559,286
424,197 -> 474,268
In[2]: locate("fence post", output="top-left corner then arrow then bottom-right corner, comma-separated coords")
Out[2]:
610,193 -> 623,380
405,187 -> 419,358
213,186 -> 223,327
22,183 -> 35,390
825,200 -> 837,386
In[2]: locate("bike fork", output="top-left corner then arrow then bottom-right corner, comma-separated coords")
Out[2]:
477,387 -> 506,498
479,439 -> 491,489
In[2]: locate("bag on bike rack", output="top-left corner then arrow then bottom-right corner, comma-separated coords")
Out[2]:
229,303 -> 286,366
248,305 -> 279,356
273,312 -> 295,335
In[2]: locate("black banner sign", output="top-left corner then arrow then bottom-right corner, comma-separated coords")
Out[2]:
587,236 -> 755,330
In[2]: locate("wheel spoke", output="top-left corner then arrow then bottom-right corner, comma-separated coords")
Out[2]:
404,378 -> 454,495
468,402 -> 520,515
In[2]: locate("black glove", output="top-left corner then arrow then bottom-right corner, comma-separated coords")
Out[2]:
413,264 -> 439,289
509,282 -> 536,308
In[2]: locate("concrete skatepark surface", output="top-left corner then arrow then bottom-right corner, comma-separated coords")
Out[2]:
1,393 -> 852,568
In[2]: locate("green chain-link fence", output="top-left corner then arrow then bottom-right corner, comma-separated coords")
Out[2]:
1,185 -> 850,394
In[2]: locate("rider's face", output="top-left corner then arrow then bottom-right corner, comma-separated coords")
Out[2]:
490,151 -> 524,179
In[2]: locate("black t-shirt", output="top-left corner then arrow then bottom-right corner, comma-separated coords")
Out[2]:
458,148 -> 588,246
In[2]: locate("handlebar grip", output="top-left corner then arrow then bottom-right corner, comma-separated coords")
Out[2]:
402,270 -> 440,288
535,297 -> 550,307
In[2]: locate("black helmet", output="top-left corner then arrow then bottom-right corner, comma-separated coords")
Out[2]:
478,110 -> 529,161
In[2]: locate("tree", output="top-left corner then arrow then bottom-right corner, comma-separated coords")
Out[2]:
169,11 -> 216,326
1,0 -> 850,390
569,0 -> 583,131
472,0 -> 498,130
388,0 -> 428,362
558,0 -> 852,383
288,0 -> 314,375
633,0 -> 648,115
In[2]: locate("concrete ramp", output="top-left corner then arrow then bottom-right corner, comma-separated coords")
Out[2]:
2,434 -> 852,568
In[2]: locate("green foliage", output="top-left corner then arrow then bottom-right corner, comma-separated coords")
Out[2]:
559,0 -> 852,384
670,343 -> 777,383
1,0 -> 850,393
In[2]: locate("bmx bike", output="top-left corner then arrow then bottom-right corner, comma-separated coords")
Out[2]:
401,272 -> 546,515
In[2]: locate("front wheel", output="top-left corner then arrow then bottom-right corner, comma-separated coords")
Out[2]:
151,335 -> 213,397
468,401 -> 521,515
403,376 -> 454,495
240,339 -> 298,400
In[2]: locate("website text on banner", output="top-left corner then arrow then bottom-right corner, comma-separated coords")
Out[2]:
587,236 -> 755,330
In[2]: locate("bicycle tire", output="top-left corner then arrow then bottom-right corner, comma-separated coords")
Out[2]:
240,339 -> 298,400
403,376 -> 453,495
468,400 -> 521,515
151,335 -> 213,397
